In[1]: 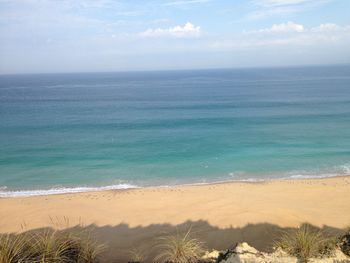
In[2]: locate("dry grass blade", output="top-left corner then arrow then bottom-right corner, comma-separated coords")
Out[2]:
30,230 -> 78,262
154,228 -> 204,263
339,226 -> 350,257
128,247 -> 146,262
0,228 -> 105,263
275,226 -> 336,263
77,234 -> 106,263
0,233 -> 32,263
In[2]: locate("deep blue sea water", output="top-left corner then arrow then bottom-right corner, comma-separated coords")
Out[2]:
1,65 -> 350,196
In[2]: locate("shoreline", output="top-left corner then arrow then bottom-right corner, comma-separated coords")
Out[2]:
1,175 -> 349,261
1,173 -> 349,198
0,175 -> 349,232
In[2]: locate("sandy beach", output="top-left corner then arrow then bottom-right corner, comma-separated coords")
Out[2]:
1,176 -> 350,261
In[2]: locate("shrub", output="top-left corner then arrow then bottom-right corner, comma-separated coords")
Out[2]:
339,227 -> 350,257
0,229 -> 105,263
0,233 -> 32,263
154,229 -> 204,263
275,226 -> 337,263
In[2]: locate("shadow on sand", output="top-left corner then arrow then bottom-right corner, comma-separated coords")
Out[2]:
17,221 -> 344,263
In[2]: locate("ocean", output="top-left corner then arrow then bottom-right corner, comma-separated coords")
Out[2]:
0,65 -> 350,197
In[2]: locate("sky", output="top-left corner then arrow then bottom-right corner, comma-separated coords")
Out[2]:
0,0 -> 350,74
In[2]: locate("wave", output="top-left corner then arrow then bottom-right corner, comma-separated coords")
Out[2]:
1,165 -> 349,198
0,184 -> 139,198
280,164 -> 350,180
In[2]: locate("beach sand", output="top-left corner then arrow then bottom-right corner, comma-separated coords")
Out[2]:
1,176 -> 350,261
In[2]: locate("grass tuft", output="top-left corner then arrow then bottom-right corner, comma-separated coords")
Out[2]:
154,228 -> 204,263
128,247 -> 147,262
0,233 -> 32,263
0,229 -> 105,263
339,226 -> 350,257
275,226 -> 337,263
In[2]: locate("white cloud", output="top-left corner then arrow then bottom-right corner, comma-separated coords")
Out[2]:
311,23 -> 339,32
140,22 -> 201,38
258,21 -> 304,33
211,23 -> 350,51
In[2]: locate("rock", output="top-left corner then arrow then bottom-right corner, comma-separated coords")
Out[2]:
308,249 -> 350,262
201,250 -> 220,263
270,247 -> 290,258
218,243 -> 297,263
217,247 -> 236,262
218,243 -> 266,263
212,242 -> 350,263
332,248 -> 350,262
234,242 -> 258,255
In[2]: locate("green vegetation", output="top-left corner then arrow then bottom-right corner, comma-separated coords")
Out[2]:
2,224 -> 349,263
0,229 -> 105,263
128,247 -> 147,263
275,226 -> 337,263
339,226 -> 350,257
154,229 -> 204,263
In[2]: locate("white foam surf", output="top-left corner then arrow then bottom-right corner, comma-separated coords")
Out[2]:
1,164 -> 349,197
0,184 -> 139,198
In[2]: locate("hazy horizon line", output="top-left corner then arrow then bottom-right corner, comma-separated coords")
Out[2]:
1,62 -> 349,77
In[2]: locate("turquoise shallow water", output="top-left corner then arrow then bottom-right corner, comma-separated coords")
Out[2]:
0,65 -> 350,196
